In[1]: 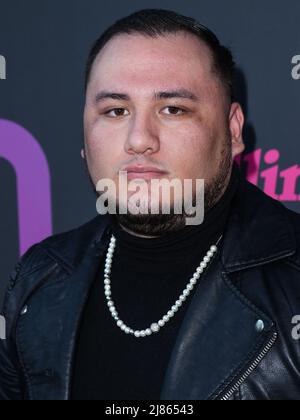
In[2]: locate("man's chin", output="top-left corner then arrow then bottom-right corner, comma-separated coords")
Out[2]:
113,212 -> 187,237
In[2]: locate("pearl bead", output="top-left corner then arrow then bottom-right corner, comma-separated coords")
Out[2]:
163,315 -> 170,323
203,256 -> 210,264
134,331 -> 141,337
151,323 -> 160,332
211,245 -> 217,252
145,329 -> 152,336
158,320 -> 165,327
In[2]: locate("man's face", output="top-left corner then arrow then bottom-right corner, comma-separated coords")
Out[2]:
84,31 -> 245,234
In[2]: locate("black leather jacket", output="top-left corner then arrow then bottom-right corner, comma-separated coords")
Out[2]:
1,176 -> 300,400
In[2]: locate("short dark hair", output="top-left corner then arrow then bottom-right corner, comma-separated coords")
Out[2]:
85,9 -> 236,103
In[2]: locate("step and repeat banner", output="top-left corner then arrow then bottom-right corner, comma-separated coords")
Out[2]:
0,0 -> 300,304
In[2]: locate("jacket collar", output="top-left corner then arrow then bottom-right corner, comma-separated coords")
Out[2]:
221,173 -> 297,272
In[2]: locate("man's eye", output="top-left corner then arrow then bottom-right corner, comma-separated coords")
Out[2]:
104,108 -> 129,118
103,107 -> 186,118
163,106 -> 187,116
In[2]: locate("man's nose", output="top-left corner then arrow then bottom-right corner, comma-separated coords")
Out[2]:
124,112 -> 160,155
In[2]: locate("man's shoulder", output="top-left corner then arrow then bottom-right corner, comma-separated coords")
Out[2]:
1,215 -> 112,341
9,214 -> 111,288
41,213 -> 108,250
242,179 -> 300,265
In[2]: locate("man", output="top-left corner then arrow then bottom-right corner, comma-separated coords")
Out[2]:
0,9 -> 300,400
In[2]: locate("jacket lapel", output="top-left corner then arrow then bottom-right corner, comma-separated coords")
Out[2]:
160,256 -> 277,400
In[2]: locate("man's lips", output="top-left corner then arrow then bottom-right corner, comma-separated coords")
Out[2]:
121,166 -> 168,180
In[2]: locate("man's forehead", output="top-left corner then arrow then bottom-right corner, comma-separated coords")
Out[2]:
93,32 -> 213,72
88,33 -> 216,98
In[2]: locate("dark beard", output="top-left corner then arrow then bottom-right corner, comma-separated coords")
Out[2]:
114,209 -> 188,238
83,137 -> 232,237
114,141 -> 232,237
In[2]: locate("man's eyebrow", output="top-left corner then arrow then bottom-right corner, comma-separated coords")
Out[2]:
95,91 -> 130,103
94,89 -> 199,104
154,89 -> 199,101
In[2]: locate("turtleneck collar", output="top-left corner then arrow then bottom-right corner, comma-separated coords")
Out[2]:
109,163 -> 241,266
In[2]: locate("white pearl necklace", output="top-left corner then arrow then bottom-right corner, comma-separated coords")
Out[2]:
104,234 -> 222,338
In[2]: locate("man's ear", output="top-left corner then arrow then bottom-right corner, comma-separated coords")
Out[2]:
229,103 -> 245,159
81,148 -> 85,159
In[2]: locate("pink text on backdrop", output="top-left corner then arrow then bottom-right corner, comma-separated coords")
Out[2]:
236,149 -> 300,201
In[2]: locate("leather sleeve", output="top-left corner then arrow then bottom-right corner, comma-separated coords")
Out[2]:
0,245 -> 39,400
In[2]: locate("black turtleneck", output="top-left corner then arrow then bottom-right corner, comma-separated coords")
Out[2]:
71,164 -> 241,400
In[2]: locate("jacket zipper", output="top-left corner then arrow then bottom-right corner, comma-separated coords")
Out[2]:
219,332 -> 278,401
